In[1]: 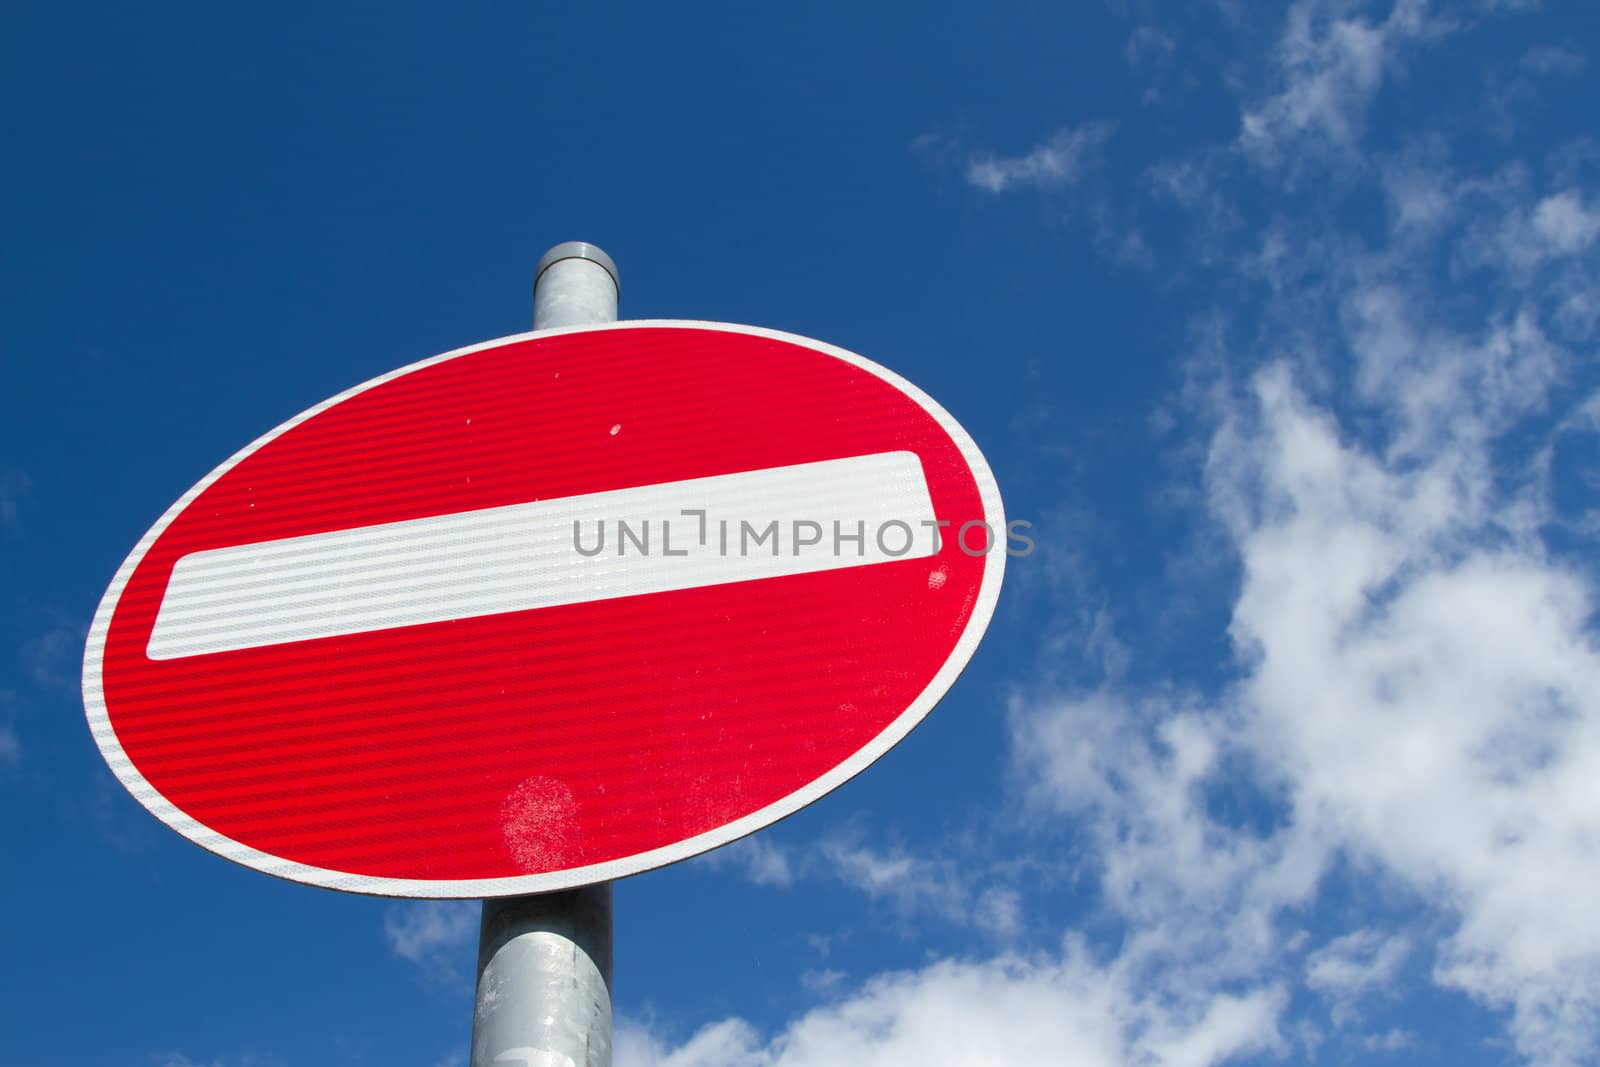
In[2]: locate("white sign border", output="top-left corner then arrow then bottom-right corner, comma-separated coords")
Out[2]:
82,320 -> 1007,898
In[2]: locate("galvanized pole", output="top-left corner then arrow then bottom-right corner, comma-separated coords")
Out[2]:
531,241 -> 621,331
470,242 -> 620,1067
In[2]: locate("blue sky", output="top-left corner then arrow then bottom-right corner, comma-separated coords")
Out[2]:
5,2 -> 1600,1065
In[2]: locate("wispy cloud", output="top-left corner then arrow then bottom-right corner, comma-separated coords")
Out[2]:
963,123 -> 1113,195
1305,929 -> 1411,998
1210,360 -> 1600,1065
23,623 -> 83,694
86,767 -> 153,854
151,1053 -> 285,1067
1306,929 -> 1411,1025
701,835 -> 797,888
1520,44 -> 1586,78
617,945 -> 1285,1067
1501,189 -> 1600,266
0,689 -> 19,770
0,470 -> 29,532
0,722 -> 20,770
1239,0 -> 1444,164
1015,19 -> 1600,1058
1362,1027 -> 1416,1052
383,900 -> 478,981
702,830 -> 1035,940
1016,143 -> 1600,1063
819,836 -> 1023,938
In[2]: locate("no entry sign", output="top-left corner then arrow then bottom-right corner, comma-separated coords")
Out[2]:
83,322 -> 1005,897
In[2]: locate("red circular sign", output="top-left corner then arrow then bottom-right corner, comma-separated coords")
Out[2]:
84,322 -> 1005,896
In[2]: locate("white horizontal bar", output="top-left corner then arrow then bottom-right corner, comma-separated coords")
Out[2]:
147,451 -> 938,659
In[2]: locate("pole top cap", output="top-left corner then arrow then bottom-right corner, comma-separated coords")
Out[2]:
536,242 -> 620,294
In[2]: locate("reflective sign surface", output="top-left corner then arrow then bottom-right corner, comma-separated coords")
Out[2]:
84,322 -> 1005,897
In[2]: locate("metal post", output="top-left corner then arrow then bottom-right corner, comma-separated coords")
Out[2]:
470,242 -> 620,1067
531,241 -> 620,329
473,884 -> 614,1067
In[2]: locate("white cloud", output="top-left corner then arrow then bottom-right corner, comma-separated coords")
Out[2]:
384,901 -> 478,977
702,831 -> 1030,939
1362,1027 -> 1415,1051
1209,322 -> 1600,1066
151,1054 -> 284,1067
800,968 -> 847,995
994,221 -> 1600,1063
1382,163 -> 1456,233
1239,0 -> 1442,162
974,887 -> 1023,939
1532,192 -> 1600,255
23,624 -> 83,694
619,1016 -> 762,1067
1125,25 -> 1176,72
1012,688 -> 1321,963
620,945 -> 1285,1067
1305,929 -> 1410,998
816,838 -> 1021,938
819,839 -> 965,917
1521,44 -> 1586,77
965,124 -> 1111,194
0,470 -> 27,531
1480,186 -> 1600,279
700,835 -> 797,888
86,766 -> 153,853
1306,929 -> 1411,1027
1113,127 -> 1600,1055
